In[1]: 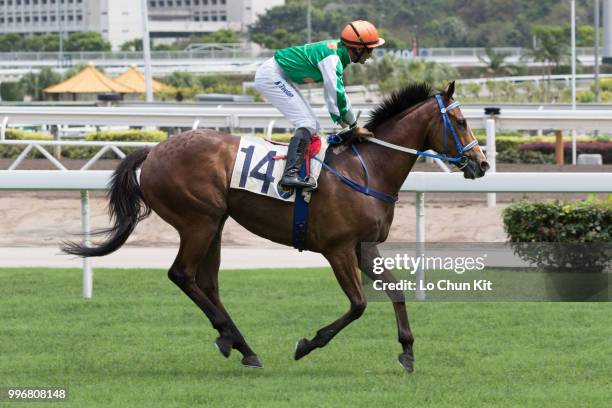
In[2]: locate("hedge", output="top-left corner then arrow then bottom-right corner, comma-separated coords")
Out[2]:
518,141 -> 612,164
0,128 -> 53,158
503,199 -> 612,272
84,130 -> 167,142
474,134 -> 605,164
61,130 -> 168,159
0,129 -> 167,160
503,199 -> 612,243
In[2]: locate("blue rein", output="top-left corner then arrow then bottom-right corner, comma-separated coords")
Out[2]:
314,145 -> 398,203
318,95 -> 478,203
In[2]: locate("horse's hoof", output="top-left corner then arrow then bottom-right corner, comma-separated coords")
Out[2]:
294,338 -> 311,361
242,355 -> 264,368
398,353 -> 414,373
214,336 -> 232,358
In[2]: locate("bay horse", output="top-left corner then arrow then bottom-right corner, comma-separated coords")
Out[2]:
63,81 -> 488,372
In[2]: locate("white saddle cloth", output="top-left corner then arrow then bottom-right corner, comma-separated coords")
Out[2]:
230,136 -> 328,202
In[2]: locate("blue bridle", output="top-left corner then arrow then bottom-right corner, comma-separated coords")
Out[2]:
433,94 -> 479,165
362,94 -> 479,168
320,94 -> 479,203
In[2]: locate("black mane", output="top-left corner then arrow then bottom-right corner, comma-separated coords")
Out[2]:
365,83 -> 436,131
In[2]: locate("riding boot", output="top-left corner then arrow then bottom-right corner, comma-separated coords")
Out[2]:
280,134 -> 317,189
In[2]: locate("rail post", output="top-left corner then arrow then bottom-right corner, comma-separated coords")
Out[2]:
1,116 -> 8,141
81,190 -> 93,299
484,107 -> 499,207
555,130 -> 564,165
52,125 -> 61,160
415,191 -> 426,301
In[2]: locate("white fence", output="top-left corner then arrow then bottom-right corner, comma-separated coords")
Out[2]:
2,105 -> 612,206
1,170 -> 611,299
4,105 -> 612,133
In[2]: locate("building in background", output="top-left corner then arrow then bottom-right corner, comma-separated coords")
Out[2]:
0,0 -> 284,50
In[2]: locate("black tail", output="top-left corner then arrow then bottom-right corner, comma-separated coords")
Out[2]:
62,148 -> 151,257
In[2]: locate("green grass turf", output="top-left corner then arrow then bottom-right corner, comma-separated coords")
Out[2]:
0,267 -> 610,407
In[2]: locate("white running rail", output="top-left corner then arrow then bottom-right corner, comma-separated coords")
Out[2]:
1,170 -> 611,299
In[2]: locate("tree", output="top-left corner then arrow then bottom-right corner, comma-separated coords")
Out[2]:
249,3 -> 344,47
485,80 -> 500,101
162,72 -> 197,89
120,38 -> 181,51
374,56 -> 458,94
120,39 -> 143,52
522,81 -> 539,102
251,28 -> 301,49
64,32 -> 111,52
499,81 -> 517,101
19,68 -> 62,101
0,81 -> 25,101
200,29 -> 240,44
0,33 -> 59,52
464,82 -> 483,100
376,29 -> 406,49
0,34 -> 24,52
253,0 -> 590,48
524,25 -> 570,100
478,47 -> 516,77
426,16 -> 467,47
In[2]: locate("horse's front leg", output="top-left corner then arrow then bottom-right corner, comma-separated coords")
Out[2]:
294,247 -> 367,360
358,243 -> 415,372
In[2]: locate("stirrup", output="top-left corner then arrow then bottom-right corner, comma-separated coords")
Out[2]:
302,176 -> 318,191
280,175 -> 316,190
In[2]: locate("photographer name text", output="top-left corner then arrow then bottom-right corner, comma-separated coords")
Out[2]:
373,279 -> 493,292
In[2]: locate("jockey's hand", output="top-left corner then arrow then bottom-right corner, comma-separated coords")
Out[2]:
352,127 -> 374,141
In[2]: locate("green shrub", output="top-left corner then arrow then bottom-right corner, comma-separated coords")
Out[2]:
62,130 -> 167,159
519,141 -> 612,164
504,199 -> 612,243
1,129 -> 169,160
519,150 -> 555,164
503,199 -> 612,272
0,128 -> 52,158
592,77 -> 612,92
84,130 -> 167,142
473,134 -> 595,164
4,128 -> 53,140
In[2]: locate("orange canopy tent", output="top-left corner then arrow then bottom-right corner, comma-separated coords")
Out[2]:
44,63 -> 138,95
114,65 -> 169,93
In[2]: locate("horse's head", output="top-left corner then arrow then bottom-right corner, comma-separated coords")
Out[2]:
425,81 -> 489,179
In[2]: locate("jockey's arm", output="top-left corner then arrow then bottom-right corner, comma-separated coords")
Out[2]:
317,55 -> 355,126
317,55 -> 373,139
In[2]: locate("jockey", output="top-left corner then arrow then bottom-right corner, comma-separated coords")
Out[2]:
254,20 -> 385,189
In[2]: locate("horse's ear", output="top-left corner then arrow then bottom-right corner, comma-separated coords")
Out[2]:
445,81 -> 456,99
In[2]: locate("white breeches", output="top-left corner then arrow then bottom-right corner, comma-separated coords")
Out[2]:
254,57 -> 320,136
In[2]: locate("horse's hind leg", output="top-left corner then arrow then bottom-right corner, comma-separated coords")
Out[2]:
195,217 -> 262,368
167,217 -> 235,358
294,247 -> 367,361
358,243 -> 415,372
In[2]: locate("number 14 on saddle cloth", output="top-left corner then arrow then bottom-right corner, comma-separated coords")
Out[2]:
230,136 -> 327,202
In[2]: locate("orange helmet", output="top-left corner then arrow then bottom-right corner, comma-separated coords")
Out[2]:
340,20 -> 385,49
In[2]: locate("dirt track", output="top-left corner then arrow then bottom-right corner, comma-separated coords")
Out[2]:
0,190 -> 509,247
1,159 -> 610,247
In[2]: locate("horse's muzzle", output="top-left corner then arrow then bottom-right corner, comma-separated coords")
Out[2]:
460,157 -> 489,179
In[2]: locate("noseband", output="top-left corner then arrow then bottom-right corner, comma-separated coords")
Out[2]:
364,94 -> 478,168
